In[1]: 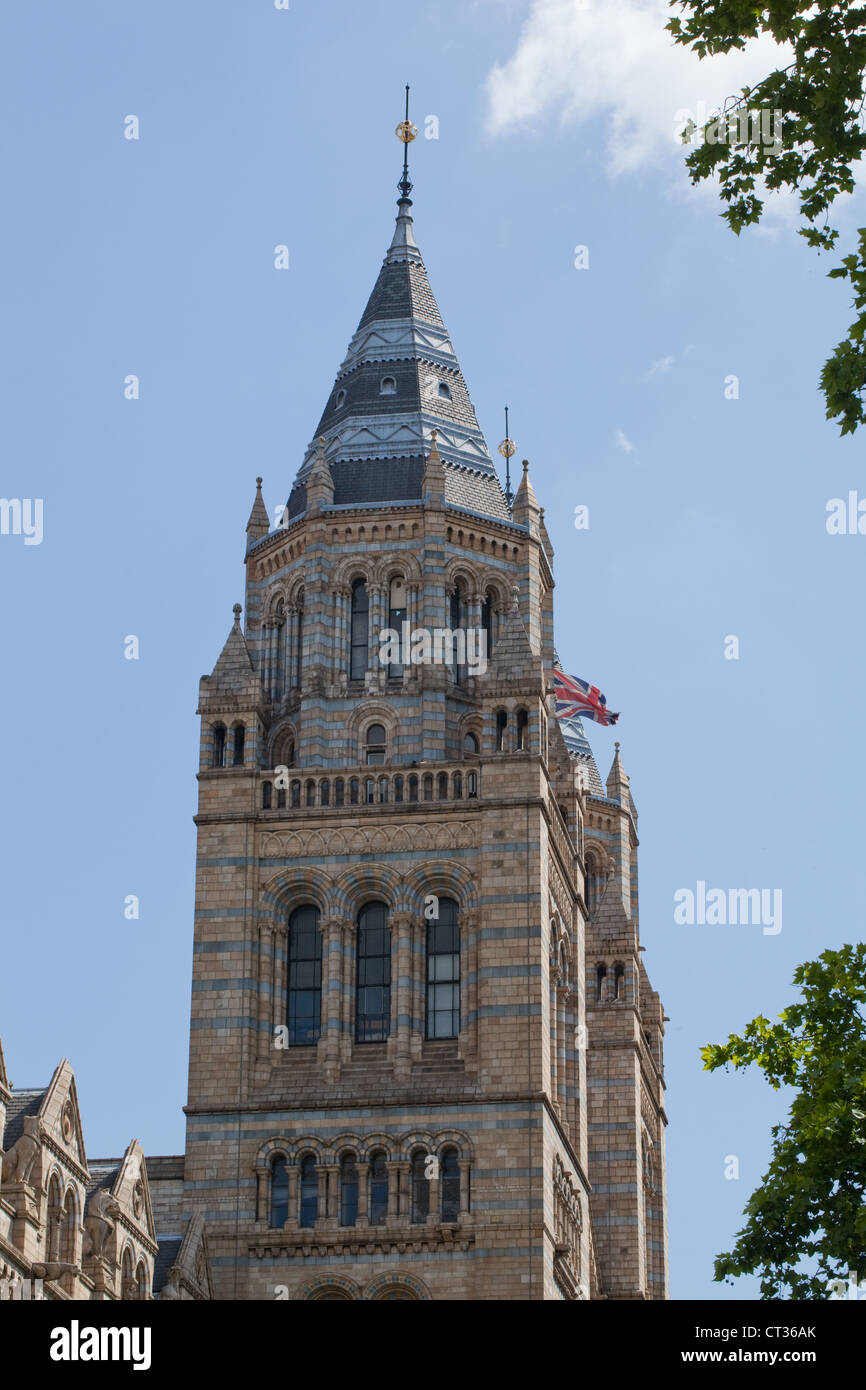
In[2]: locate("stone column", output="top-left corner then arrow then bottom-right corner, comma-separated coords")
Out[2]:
460,910 -> 479,1066
255,1168 -> 268,1223
391,913 -> 412,1077
286,1164 -> 299,1230
323,1165 -> 339,1225
425,1161 -> 441,1228
319,916 -> 345,1077
271,924 -> 285,1040
367,584 -> 383,682
459,1162 -> 471,1219
341,919 -> 356,1061
356,1161 -> 370,1230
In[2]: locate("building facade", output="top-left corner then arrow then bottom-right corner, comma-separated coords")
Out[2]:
0,148 -> 668,1302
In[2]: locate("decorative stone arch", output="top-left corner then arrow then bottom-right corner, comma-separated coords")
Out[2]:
332,556 -> 375,590
444,559 -> 482,597
357,1132 -> 397,1162
430,1129 -> 474,1162
345,700 -> 398,763
326,1133 -> 365,1163
458,712 -> 483,754
285,573 -> 306,608
330,862 -> 403,919
291,1136 -> 328,1162
255,1137 -> 295,1172
402,860 -> 478,916
262,585 -> 289,623
363,1272 -> 431,1301
398,1131 -> 437,1162
476,570 -> 510,609
267,718 -> 298,769
373,552 -> 423,587
294,1274 -> 362,1301
259,867 -> 332,923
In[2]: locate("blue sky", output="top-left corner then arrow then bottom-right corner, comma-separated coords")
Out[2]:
1,0 -> 864,1301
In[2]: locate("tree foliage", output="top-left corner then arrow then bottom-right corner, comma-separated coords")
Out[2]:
668,1 -> 866,434
702,943 -> 866,1298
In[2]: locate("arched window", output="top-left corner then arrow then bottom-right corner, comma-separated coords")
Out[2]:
481,590 -> 494,654
335,778 -> 345,807
365,723 -> 387,765
299,1154 -> 318,1228
350,579 -> 369,681
410,1150 -> 429,1224
212,724 -> 226,768
516,708 -> 529,751
335,388 -> 346,409
287,905 -> 322,1046
467,770 -> 478,799
438,380 -> 452,400
496,710 -> 507,751
378,775 -> 389,803
270,1156 -> 289,1228
340,1154 -> 359,1227
585,853 -> 600,915
121,1247 -> 135,1300
305,778 -> 316,807
437,771 -> 448,800
408,774 -> 419,802
388,577 -> 406,678
423,774 -> 433,802
277,785 -> 287,809
356,902 -> 391,1042
290,779 -> 301,809
449,582 -> 468,684
294,598 -> 304,690
394,774 -> 404,803
452,772 -> 463,799
441,1148 -> 460,1222
262,781 -> 273,809
62,1188 -> 77,1263
47,1175 -> 63,1261
426,896 -> 460,1039
596,963 -> 607,1002
320,779 -> 330,806
135,1261 -> 149,1300
380,375 -> 397,395
285,738 -> 295,768
614,963 -> 625,1000
349,777 -> 359,805
232,724 -> 245,765
369,1151 -> 388,1224
463,732 -> 479,756
365,776 -> 375,804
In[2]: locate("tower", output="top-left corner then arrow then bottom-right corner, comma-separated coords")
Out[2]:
183,112 -> 668,1300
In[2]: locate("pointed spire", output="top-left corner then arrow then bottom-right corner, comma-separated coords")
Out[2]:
491,583 -> 537,679
512,459 -> 540,535
606,741 -> 631,801
539,506 -> 554,561
246,477 -> 270,543
498,406 -> 516,509
206,604 -> 256,693
422,428 -> 446,506
306,436 -> 334,513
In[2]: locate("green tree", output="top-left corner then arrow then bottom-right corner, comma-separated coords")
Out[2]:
703,943 -> 866,1298
668,1 -> 866,434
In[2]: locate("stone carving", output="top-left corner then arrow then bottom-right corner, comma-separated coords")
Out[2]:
2,1116 -> 44,1184
32,1261 -> 80,1281
261,823 -> 478,860
83,1190 -> 121,1259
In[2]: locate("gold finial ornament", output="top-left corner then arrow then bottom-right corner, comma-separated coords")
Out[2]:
396,119 -> 417,144
498,437 -> 516,459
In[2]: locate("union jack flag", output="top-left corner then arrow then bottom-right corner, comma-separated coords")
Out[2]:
554,670 -> 620,726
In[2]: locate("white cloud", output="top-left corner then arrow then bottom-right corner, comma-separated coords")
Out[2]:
615,429 -> 635,454
484,0 -> 788,176
649,354 -> 674,376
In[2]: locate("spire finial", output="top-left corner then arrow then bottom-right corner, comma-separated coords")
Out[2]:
232,603 -> 242,624
396,84 -> 417,205
511,584 -> 520,613
498,404 -> 516,508
615,741 -> 620,753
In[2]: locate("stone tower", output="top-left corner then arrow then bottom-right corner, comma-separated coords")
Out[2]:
183,134 -> 669,1301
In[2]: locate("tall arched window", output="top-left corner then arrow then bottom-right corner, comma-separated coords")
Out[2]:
596,963 -> 607,1002
365,723 -> 387,765
426,896 -> 460,1039
495,710 -> 507,752
463,732 -> 479,756
350,579 -> 369,681
232,723 -> 245,765
356,902 -> 391,1042
369,1152 -> 388,1225
266,602 -> 286,701
481,590 -> 494,655
449,582 -> 468,684
270,1157 -> 289,1228
212,724 -> 226,768
388,576 -> 406,678
294,601 -> 304,689
299,1155 -> 318,1228
516,708 -> 529,751
614,963 -> 625,1000
441,1148 -> 461,1222
340,1154 -> 359,1227
410,1150 -> 429,1224
287,905 -> 322,1046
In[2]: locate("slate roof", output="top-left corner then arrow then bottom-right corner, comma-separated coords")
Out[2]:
2,1088 -> 46,1149
152,1237 -> 182,1295
285,190 -> 511,525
